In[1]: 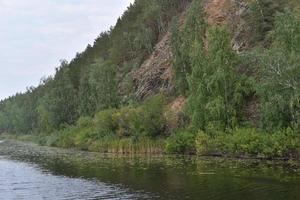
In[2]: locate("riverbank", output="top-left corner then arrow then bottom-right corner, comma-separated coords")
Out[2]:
1,139 -> 299,200
0,139 -> 299,167
0,133 -> 166,154
0,136 -> 299,168
4,128 -> 300,162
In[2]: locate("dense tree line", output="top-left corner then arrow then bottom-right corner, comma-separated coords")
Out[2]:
0,0 -> 299,157
0,0 -> 191,134
170,0 -> 300,132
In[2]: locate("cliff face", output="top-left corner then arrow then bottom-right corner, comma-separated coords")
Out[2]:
133,32 -> 174,101
133,0 -> 253,107
132,0 -> 263,125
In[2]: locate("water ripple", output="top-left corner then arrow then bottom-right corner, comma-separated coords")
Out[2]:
0,158 -> 153,200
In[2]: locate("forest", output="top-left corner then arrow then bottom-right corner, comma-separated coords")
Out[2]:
0,0 -> 299,158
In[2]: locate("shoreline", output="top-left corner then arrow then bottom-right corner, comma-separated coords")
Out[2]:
0,139 -> 299,167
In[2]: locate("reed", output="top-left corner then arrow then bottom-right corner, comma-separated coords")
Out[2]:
88,137 -> 165,154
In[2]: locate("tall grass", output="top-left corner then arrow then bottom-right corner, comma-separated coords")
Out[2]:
88,137 -> 165,154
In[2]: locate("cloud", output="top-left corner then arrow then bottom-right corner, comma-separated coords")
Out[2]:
0,0 -> 134,100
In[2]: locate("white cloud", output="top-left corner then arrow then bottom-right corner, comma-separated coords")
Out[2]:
0,0 -> 134,100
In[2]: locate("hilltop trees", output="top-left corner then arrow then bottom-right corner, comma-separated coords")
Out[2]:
0,0 -> 190,134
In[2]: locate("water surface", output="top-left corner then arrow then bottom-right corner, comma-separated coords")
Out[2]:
0,140 -> 299,200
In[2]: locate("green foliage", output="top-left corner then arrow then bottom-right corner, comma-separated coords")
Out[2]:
257,9 -> 300,131
171,0 -> 206,95
187,26 -> 251,131
134,95 -> 167,137
195,128 -> 299,158
89,60 -> 119,112
78,59 -> 119,116
245,0 -> 286,46
1,0 -> 300,159
94,109 -> 117,137
37,96 -> 167,152
88,136 -> 165,154
94,94 -> 166,138
110,0 -> 189,65
165,129 -> 196,154
0,0 -> 188,135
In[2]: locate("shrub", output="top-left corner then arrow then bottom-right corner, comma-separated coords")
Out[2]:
112,106 -> 139,137
55,126 -> 77,148
165,129 -> 196,154
112,95 -> 167,138
93,109 -> 117,138
195,131 -> 210,155
76,116 -> 93,128
194,128 -> 299,158
134,95 -> 166,137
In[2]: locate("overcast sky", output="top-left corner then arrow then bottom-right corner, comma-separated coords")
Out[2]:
0,0 -> 134,100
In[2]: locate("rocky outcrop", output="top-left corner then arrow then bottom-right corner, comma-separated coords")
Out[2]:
204,0 -> 250,53
133,32 -> 174,101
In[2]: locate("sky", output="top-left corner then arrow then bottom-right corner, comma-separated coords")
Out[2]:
0,0 -> 134,100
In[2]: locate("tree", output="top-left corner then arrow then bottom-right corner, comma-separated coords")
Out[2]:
171,0 -> 206,95
245,0 -> 286,46
188,26 -> 248,131
258,9 -> 300,131
89,60 -> 119,112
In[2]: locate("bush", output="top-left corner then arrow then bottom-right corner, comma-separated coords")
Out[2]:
165,129 -> 196,154
77,116 -> 93,128
112,94 -> 166,138
112,106 -> 139,137
195,131 -> 210,155
94,109 -> 117,138
54,126 -> 77,148
133,95 -> 166,137
49,95 -> 168,152
194,128 -> 299,158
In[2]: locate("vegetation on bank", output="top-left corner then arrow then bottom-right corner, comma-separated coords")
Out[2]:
0,0 -> 300,158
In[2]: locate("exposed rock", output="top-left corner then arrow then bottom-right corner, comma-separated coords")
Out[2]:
133,32 -> 174,101
133,0 -> 259,124
169,96 -> 187,113
204,0 -> 250,53
205,0 -> 232,25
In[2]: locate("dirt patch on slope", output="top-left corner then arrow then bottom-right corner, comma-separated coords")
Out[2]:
205,0 -> 232,25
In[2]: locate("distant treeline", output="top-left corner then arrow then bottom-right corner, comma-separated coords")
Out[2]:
0,0 -> 191,134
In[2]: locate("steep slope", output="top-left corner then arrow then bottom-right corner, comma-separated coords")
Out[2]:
133,32 -> 174,101
133,0 -> 251,107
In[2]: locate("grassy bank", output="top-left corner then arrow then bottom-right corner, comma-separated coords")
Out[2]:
1,127 -> 299,160
166,128 -> 300,160
0,133 -> 166,154
1,97 -> 299,159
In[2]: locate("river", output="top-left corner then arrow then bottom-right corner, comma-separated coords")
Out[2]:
0,140 -> 299,200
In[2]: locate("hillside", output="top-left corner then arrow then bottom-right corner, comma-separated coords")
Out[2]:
0,0 -> 299,158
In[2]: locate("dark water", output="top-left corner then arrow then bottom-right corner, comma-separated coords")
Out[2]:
0,140 -> 299,200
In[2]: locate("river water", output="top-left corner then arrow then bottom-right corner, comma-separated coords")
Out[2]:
0,140 -> 299,200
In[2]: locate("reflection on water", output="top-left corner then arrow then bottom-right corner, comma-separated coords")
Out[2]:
0,157 -> 152,200
0,140 -> 299,200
